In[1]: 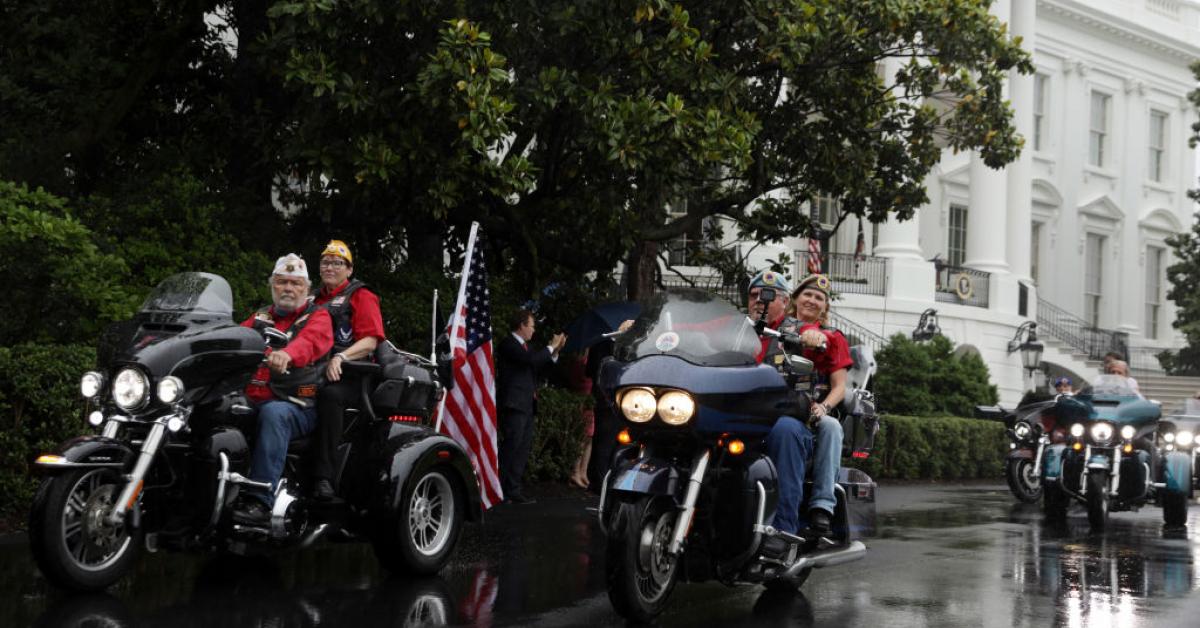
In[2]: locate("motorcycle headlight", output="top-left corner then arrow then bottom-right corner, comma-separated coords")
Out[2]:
1120,425 -> 1135,440
1070,423 -> 1085,438
80,371 -> 105,399
1178,431 -> 1195,447
1164,432 -> 1176,444
157,376 -> 185,404
619,388 -> 657,423
1090,422 -> 1114,444
656,391 -> 695,426
1014,421 -> 1032,439
112,368 -> 149,411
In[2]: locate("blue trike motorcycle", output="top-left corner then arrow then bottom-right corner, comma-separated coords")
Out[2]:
1041,375 -> 1192,529
596,289 -> 877,621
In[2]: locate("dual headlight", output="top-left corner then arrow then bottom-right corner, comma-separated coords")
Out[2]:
618,388 -> 695,426
1069,422 -> 1138,445
81,369 -> 185,409
1164,430 -> 1196,447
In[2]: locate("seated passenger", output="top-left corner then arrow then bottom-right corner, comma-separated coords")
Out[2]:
232,254 -> 333,525
762,274 -> 850,550
311,240 -> 386,500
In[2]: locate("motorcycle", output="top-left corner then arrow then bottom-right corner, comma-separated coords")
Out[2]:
976,398 -> 1060,503
1040,375 -> 1191,529
595,288 -> 877,622
1158,397 -> 1200,518
29,272 -> 482,591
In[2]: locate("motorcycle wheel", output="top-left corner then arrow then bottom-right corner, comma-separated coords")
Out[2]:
605,496 -> 680,622
1005,457 -> 1043,503
28,469 -> 142,591
1042,482 -> 1068,520
1086,471 -> 1109,530
372,467 -> 463,576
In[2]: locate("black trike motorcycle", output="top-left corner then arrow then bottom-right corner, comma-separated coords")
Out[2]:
596,289 -> 878,622
29,272 -> 482,591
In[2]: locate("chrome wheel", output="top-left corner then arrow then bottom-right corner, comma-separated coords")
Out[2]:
60,470 -> 134,573
635,507 -> 676,604
407,471 -> 454,557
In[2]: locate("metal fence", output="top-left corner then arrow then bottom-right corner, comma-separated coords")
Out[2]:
829,311 -> 886,353
1036,297 -> 1129,362
933,264 -> 990,308
796,252 -> 886,296
658,274 -> 744,306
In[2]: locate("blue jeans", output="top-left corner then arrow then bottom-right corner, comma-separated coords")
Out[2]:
247,400 -> 318,506
765,414 -> 844,534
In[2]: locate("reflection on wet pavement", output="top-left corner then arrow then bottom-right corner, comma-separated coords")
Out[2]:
5,485 -> 1200,627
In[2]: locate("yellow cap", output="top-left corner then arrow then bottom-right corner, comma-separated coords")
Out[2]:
321,240 -> 353,265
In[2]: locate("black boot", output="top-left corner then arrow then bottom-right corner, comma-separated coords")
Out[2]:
312,479 -> 335,501
232,498 -> 271,526
808,509 -> 832,535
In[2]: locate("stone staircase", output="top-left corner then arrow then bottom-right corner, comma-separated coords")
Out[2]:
1039,336 -> 1102,385
1137,374 -> 1200,414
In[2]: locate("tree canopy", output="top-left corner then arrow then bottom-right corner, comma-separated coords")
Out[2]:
2,0 -> 1031,314
1161,61 -> 1200,374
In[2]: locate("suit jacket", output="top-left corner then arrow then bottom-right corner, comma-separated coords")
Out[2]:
496,334 -> 554,415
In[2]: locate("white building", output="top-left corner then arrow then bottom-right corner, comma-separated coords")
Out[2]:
670,0 -> 1200,406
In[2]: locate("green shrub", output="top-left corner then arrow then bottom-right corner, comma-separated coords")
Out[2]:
873,334 -> 999,417
527,388 -> 592,482
0,343 -> 96,520
844,414 -> 1006,480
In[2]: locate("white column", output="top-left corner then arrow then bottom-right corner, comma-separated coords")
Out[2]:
1117,78 -> 1147,334
1005,0 -> 1035,284
966,159 -> 1011,275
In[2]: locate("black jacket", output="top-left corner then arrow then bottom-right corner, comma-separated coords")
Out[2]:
496,334 -> 554,415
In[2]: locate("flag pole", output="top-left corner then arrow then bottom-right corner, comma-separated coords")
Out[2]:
434,222 -> 481,434
431,289 -> 438,362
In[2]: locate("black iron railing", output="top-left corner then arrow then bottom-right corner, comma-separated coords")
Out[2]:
829,311 -> 886,353
1036,297 -> 1129,362
933,263 -> 990,308
796,252 -> 886,296
659,274 -> 744,306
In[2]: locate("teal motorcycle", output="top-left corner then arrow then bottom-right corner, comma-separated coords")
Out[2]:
1041,375 -> 1192,529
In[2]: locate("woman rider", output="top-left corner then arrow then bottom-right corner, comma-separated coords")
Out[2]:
763,273 -> 851,547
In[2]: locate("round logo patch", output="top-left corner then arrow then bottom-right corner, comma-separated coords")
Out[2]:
655,332 -> 681,352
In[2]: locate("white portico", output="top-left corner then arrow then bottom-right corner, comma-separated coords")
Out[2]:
672,0 -> 1200,406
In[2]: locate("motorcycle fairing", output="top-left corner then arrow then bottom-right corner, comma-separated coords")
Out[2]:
1163,451 -> 1192,495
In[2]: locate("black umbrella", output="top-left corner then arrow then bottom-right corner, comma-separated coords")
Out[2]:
563,301 -> 641,353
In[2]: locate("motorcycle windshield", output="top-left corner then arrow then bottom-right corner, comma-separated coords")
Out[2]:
139,272 -> 234,317
1081,374 -> 1139,397
615,288 -> 759,367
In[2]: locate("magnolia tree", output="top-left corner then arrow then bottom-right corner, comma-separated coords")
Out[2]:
267,0 -> 1032,298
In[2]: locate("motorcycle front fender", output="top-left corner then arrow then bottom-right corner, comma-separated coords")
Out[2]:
1163,450 -> 1193,495
1087,454 -> 1111,471
609,456 -> 683,501
1007,447 -> 1035,461
381,423 -> 482,521
34,435 -> 133,474
1042,444 -> 1067,480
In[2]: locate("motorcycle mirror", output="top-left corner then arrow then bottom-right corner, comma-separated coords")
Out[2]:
263,327 -> 289,349
788,355 -> 814,375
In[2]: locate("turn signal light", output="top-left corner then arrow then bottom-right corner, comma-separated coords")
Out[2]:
727,439 -> 745,455
617,429 -> 632,445
35,455 -> 66,465
389,415 -> 420,423
1072,442 -> 1083,451
1122,444 -> 1133,454
852,451 -> 870,459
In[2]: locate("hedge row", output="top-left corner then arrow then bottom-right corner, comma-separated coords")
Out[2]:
844,414 -> 1007,480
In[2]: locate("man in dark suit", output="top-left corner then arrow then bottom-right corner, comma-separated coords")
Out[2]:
496,309 -> 566,504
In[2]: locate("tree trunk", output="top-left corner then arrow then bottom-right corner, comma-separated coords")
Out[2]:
625,240 -> 659,301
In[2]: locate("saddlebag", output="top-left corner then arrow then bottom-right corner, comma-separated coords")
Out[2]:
371,361 -> 440,416
840,388 -> 879,459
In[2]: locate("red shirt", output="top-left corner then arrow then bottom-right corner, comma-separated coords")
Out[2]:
240,306 -> 334,404
755,315 -> 787,363
797,321 -> 853,375
314,280 -> 386,342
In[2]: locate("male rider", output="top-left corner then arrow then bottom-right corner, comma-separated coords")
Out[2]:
232,254 -> 334,526
311,240 -> 386,500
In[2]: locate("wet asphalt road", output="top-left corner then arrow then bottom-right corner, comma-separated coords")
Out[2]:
4,482 -> 1200,628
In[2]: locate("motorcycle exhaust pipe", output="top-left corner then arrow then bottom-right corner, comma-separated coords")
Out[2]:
299,523 -> 331,549
782,540 -> 867,578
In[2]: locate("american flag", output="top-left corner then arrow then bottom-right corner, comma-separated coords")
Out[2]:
439,223 -> 503,508
807,227 -> 823,274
